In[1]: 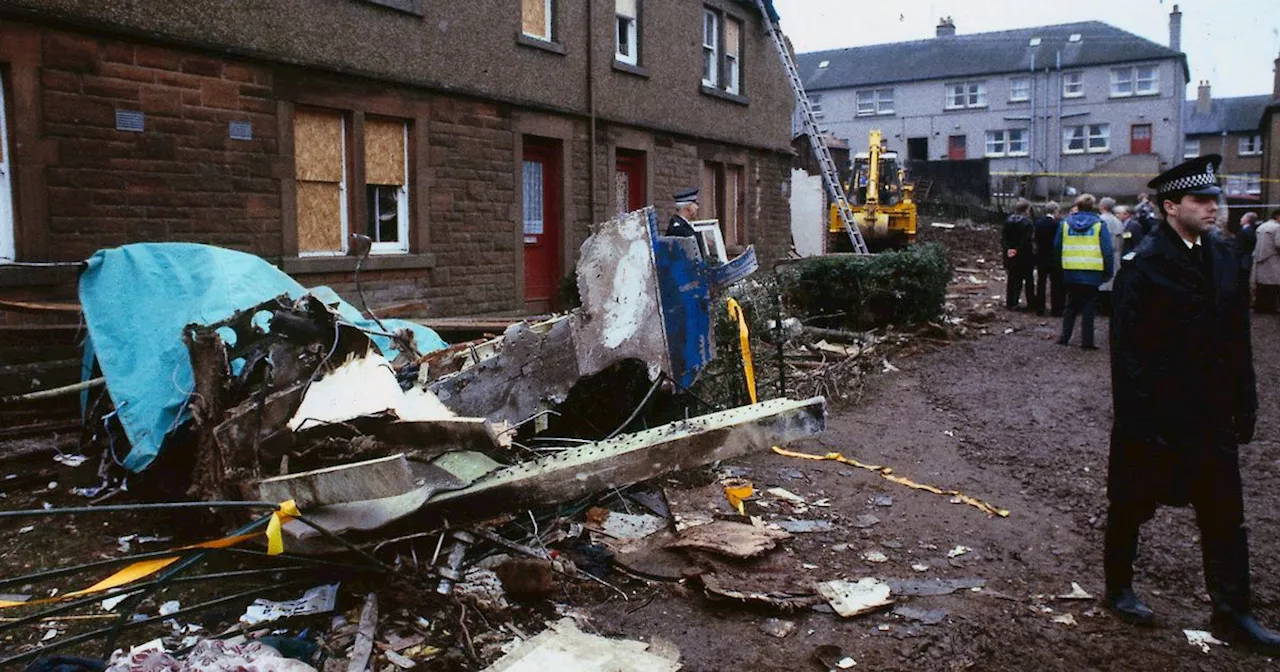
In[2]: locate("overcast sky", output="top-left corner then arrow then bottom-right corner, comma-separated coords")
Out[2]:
771,0 -> 1280,99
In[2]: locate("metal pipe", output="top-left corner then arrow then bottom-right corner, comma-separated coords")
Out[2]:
1,377 -> 103,404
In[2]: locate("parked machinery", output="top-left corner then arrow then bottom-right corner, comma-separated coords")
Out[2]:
827,130 -> 918,251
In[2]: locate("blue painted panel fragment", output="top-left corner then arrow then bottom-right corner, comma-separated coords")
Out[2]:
648,210 -> 713,388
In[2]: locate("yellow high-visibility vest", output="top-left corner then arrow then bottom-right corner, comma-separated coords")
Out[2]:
1061,221 -> 1104,271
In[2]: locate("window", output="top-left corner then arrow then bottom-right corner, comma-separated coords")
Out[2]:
0,69 -> 12,263
1135,66 -> 1157,95
521,0 -> 553,41
701,9 -> 743,96
810,94 -> 824,119
701,160 -> 745,249
295,108 -> 350,255
294,109 -> 412,256
724,18 -> 741,94
1240,135 -> 1263,156
945,81 -> 986,109
856,88 -> 894,116
701,9 -> 719,87
1184,138 -> 1200,158
1225,172 -> 1263,196
616,0 -> 639,65
364,118 -> 410,253
1009,76 -> 1030,102
1063,124 -> 1110,154
1110,65 -> 1158,97
984,129 -> 1028,157
1062,71 -> 1083,98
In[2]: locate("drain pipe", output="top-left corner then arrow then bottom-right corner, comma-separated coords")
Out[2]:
587,0 -> 598,223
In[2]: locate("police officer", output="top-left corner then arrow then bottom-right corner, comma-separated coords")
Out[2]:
1105,154 -> 1279,653
666,187 -> 708,258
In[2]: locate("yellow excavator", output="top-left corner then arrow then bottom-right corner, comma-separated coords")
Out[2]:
828,130 -> 917,251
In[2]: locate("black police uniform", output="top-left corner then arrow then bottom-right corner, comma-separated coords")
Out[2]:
1105,155 -> 1278,651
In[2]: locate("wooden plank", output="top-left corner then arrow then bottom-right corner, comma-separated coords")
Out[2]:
296,181 -> 344,254
294,108 -> 344,183
364,118 -> 406,186
521,0 -> 548,38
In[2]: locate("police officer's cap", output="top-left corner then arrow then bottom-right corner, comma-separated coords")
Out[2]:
673,187 -> 699,205
1147,154 -> 1222,199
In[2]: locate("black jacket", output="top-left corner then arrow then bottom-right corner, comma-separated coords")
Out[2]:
1002,214 -> 1034,268
1033,215 -> 1059,267
1108,223 -> 1256,505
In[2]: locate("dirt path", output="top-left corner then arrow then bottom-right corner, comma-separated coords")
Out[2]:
589,302 -> 1280,671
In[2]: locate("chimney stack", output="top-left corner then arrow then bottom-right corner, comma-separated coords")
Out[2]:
1274,50 -> 1280,98
1196,80 -> 1211,115
1169,4 -> 1182,51
936,17 -> 956,38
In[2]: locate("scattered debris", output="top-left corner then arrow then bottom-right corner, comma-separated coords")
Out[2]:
887,578 -> 986,597
872,495 -> 894,507
1057,582 -> 1093,600
1184,629 -> 1229,654
587,510 -> 667,541
862,550 -> 889,564
852,514 -> 881,528
775,519 -> 833,534
892,605 -> 947,625
766,487 -> 806,504
911,563 -> 929,572
1051,613 -> 1078,626
666,521 -> 791,559
946,546 -> 971,558
813,644 -> 857,669
482,618 -> 679,672
239,584 -> 339,626
759,618 -> 796,638
816,579 -> 893,617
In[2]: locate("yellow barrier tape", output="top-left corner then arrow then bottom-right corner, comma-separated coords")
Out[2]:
990,169 -> 1280,183
0,500 -> 300,608
771,446 -> 1009,518
726,298 -> 757,404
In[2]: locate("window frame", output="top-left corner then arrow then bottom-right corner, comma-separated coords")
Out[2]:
984,130 -> 1007,157
1184,138 -> 1200,158
855,88 -> 894,116
810,93 -> 824,119
945,81 -> 986,110
295,108 -> 351,257
615,0 -> 639,66
1239,134 -> 1263,156
365,120 -> 411,255
1063,123 -> 1110,154
1007,128 -> 1028,156
701,9 -> 719,88
1062,71 -> 1084,99
0,68 -> 13,264
1109,67 -> 1133,97
1009,76 -> 1030,103
1134,65 -> 1158,95
723,16 -> 741,95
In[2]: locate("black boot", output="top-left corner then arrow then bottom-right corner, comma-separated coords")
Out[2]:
1205,527 -> 1280,654
1104,510 -> 1155,626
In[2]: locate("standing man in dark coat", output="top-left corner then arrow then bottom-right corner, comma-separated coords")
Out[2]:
1034,201 -> 1064,316
666,187 -> 707,258
1002,198 -> 1035,311
1105,154 -> 1280,653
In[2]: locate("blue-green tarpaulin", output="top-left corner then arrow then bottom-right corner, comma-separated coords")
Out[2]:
79,243 -> 446,473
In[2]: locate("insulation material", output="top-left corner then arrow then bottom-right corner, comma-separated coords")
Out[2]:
521,0 -> 549,39
294,109 -> 344,183
295,181 -> 344,254
364,118 -> 407,186
289,352 -> 455,431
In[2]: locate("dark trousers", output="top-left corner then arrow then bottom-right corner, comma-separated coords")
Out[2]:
1006,264 -> 1035,309
1257,284 -> 1280,314
1059,283 -> 1098,348
1036,264 -> 1063,315
1105,449 -> 1251,614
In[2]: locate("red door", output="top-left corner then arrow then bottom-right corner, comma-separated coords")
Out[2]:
615,149 -> 646,214
1130,124 -> 1152,154
948,135 -> 967,160
522,138 -> 561,313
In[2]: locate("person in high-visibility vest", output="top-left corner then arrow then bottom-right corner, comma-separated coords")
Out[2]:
1052,193 -> 1115,349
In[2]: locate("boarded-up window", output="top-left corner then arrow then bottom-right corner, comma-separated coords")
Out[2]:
364,118 -> 409,253
522,0 -> 552,41
702,160 -> 745,248
295,108 -> 348,255
724,19 -> 741,94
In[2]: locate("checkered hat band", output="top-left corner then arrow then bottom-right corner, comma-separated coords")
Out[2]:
1158,172 -> 1215,193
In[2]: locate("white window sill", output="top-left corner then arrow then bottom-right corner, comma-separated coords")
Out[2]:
516,33 -> 566,56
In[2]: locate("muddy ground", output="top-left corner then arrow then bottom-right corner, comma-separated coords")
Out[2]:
2,226 -> 1278,670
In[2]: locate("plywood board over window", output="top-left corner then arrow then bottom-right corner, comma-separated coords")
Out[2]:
364,118 -> 406,186
522,0 -> 551,40
294,108 -> 347,255
364,118 -> 410,253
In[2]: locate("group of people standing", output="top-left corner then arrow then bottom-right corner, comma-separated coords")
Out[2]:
1002,191 -> 1156,349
